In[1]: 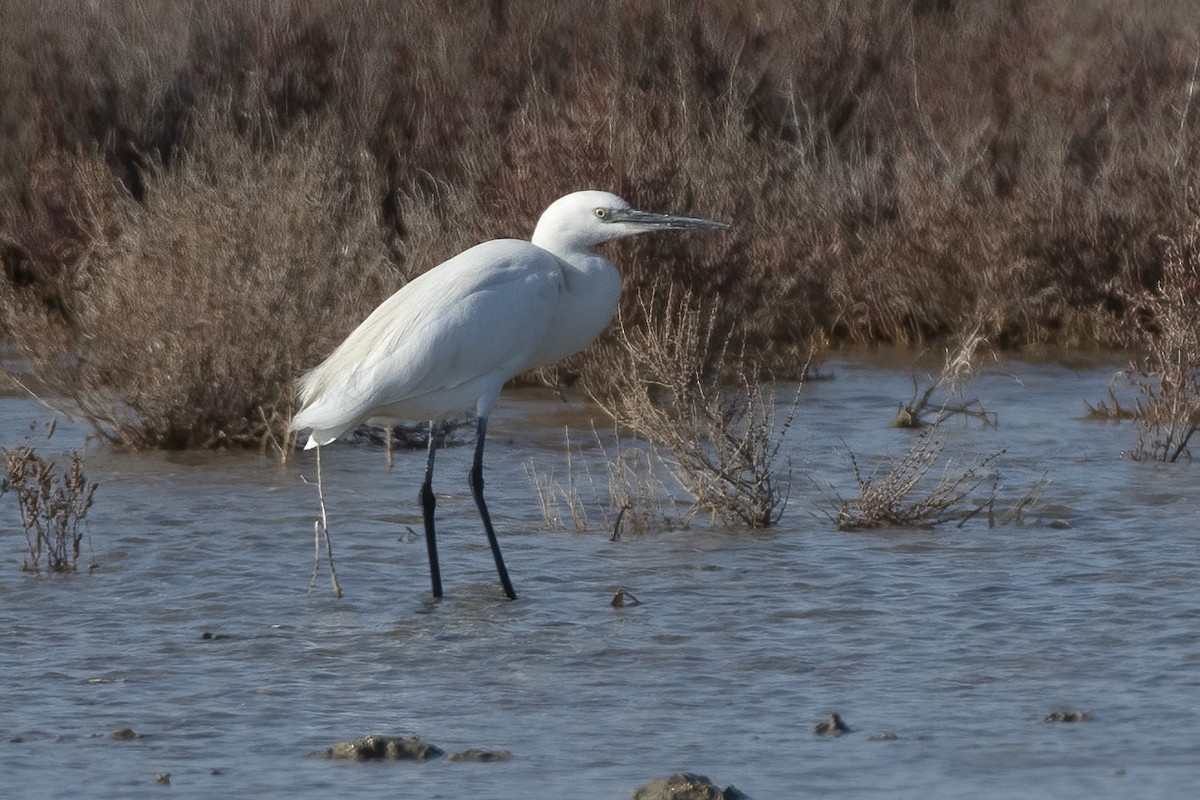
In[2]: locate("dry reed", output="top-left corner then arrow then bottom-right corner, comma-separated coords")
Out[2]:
1123,220 -> 1200,461
1,426 -> 98,572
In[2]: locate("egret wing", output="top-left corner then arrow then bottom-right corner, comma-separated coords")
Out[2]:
292,240 -> 562,438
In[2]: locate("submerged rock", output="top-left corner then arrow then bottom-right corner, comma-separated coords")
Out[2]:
629,772 -> 748,800
110,728 -> 138,740
814,712 -> 851,737
611,588 -> 642,608
1043,709 -> 1093,723
317,735 -> 445,762
445,748 -> 512,762
311,734 -> 511,764
154,772 -> 171,785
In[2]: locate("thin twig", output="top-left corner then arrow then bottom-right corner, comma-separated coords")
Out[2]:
308,446 -> 343,598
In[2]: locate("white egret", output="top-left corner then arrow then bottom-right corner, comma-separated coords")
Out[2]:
291,190 -> 726,600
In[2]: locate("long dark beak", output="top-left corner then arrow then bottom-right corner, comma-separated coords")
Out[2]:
612,208 -> 729,232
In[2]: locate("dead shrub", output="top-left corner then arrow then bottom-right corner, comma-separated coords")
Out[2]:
591,288 -> 797,529
835,426 -> 1004,531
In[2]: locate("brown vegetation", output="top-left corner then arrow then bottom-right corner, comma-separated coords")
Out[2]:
1,425 -> 98,572
834,332 -> 1024,530
1123,219 -> 1200,461
835,426 -> 1004,530
2,0 -> 1200,450
593,289 -> 797,528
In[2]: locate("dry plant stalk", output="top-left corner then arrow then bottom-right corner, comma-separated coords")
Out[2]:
524,427 -> 596,532
593,288 -> 796,528
305,445 -> 343,598
1,440 -> 98,572
1124,222 -> 1200,461
1084,386 -> 1139,421
524,425 -> 679,536
893,327 -> 996,428
599,435 -> 683,538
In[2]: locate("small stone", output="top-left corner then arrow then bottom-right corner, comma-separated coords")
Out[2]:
1043,709 -> 1093,723
111,728 -> 138,740
814,712 -> 850,737
1048,520 -> 1072,530
869,731 -> 898,741
154,773 -> 170,784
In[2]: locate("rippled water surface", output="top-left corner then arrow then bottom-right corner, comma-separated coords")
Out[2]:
2,357 -> 1199,798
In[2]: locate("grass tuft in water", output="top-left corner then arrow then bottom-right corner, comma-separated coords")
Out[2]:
0,424 -> 98,573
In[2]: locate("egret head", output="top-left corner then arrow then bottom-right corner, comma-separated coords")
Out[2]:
531,190 -> 726,254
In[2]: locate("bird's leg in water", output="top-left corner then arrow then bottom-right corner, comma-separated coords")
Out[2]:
469,416 -> 517,600
420,421 -> 443,599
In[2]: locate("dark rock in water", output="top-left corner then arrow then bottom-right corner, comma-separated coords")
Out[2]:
153,772 -> 171,785
200,631 -> 231,641
445,748 -> 513,762
629,772 -> 748,800
814,712 -> 851,737
311,734 -> 512,764
1043,709 -> 1093,723
110,728 -> 138,740
317,734 -> 445,762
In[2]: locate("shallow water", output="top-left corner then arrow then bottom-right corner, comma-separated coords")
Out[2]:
2,357 -> 1199,798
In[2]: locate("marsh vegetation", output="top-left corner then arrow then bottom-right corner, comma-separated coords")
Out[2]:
1,0 -> 1198,539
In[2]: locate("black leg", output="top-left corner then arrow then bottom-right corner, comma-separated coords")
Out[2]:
420,421 -> 443,599
469,416 -> 517,600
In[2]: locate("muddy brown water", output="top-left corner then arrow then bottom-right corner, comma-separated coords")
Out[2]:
2,356 -> 1198,798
